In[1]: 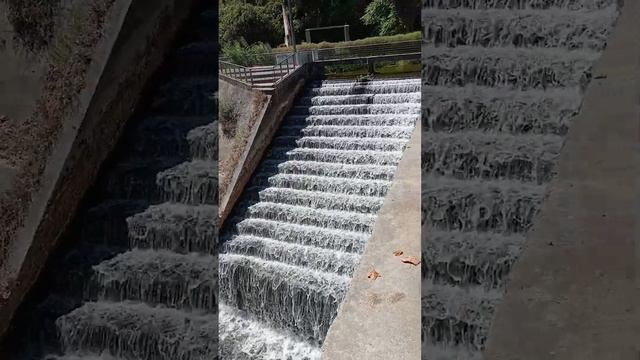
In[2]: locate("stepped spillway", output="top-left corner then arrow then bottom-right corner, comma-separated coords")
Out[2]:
421,1 -> 619,359
219,77 -> 420,358
5,4 -> 218,360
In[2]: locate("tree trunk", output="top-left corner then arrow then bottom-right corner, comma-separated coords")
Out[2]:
282,3 -> 292,47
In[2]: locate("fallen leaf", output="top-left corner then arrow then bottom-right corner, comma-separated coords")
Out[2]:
393,249 -> 403,256
367,270 -> 381,280
400,256 -> 421,266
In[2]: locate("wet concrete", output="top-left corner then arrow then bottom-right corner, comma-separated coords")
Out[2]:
322,123 -> 421,360
484,2 -> 640,359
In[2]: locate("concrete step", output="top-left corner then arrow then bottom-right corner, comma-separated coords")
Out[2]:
156,160 -> 217,205
127,202 -> 218,254
422,229 -> 525,289
219,253 -> 348,341
234,218 -> 368,253
422,131 -> 562,184
223,235 -> 359,276
422,282 -> 500,352
87,249 -> 216,311
422,176 -> 544,234
56,302 -> 217,360
422,85 -> 579,135
423,46 -> 597,90
423,8 -> 615,50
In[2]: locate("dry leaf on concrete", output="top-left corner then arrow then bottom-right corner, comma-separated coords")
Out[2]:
400,256 -> 421,266
393,250 -> 403,256
367,270 -> 381,280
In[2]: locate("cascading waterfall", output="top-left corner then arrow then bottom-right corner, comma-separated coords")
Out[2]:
219,77 -> 420,359
4,4 -> 218,360
421,1 -> 619,359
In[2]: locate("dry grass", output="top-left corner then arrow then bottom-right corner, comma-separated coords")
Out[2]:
219,93 -> 269,202
0,0 -> 116,269
0,0 -> 61,52
219,98 -> 240,137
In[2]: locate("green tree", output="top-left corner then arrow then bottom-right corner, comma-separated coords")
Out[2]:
294,0 -> 369,42
222,39 -> 273,66
360,0 -> 406,36
219,1 -> 283,47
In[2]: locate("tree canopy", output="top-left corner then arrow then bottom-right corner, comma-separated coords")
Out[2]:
219,0 -> 284,46
361,0 -> 406,36
219,0 -> 420,48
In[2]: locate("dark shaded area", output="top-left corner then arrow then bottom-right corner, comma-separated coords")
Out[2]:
1,0 -> 62,52
0,1 -> 215,358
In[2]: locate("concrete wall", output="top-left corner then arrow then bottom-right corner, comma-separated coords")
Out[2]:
323,124 -> 422,360
218,77 -> 269,195
0,2 -> 48,195
484,2 -> 640,359
219,65 -> 314,224
0,0 -> 198,341
0,2 -> 46,136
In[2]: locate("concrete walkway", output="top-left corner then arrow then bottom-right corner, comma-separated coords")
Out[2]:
484,2 -> 640,359
322,124 -> 421,360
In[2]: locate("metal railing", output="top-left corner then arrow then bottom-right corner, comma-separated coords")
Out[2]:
219,60 -> 255,86
219,54 -> 297,88
273,54 -> 296,81
312,40 -> 421,62
219,40 -> 421,87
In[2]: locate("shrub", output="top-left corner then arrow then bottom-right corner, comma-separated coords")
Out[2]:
219,99 -> 240,137
219,1 -> 283,47
361,0 -> 406,36
273,31 -> 420,53
222,39 -> 273,67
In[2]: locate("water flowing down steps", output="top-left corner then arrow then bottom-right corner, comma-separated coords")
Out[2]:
219,77 -> 420,359
5,4 -> 218,360
421,1 -> 619,359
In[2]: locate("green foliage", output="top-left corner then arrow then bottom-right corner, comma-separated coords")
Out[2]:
219,98 -> 240,137
219,0 -> 420,48
361,0 -> 406,36
325,59 -> 420,77
274,31 -> 420,52
294,0 -> 365,40
222,39 -> 273,66
219,0 -> 283,47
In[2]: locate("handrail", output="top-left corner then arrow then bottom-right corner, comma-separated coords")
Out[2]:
219,40 -> 421,88
312,40 -> 421,61
275,53 -> 295,79
219,53 -> 296,89
219,60 -> 254,86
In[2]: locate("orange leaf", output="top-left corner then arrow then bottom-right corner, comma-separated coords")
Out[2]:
393,249 -> 403,256
367,270 -> 381,280
401,256 -> 421,266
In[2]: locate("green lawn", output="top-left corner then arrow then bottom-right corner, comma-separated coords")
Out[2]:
275,31 -> 420,53
324,60 -> 421,78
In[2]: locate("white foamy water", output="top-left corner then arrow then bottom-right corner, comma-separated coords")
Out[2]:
421,0 -> 619,358
219,77 -> 420,358
42,7 -> 219,359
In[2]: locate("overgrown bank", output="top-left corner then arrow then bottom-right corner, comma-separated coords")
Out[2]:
0,0 -> 117,276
